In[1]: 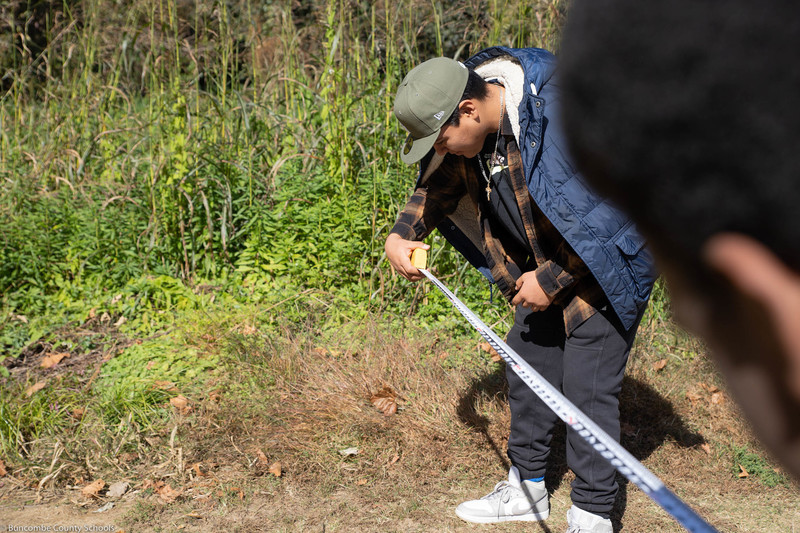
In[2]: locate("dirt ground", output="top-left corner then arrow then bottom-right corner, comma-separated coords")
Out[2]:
2,460 -> 799,533
2,493 -> 134,532
3,319 -> 800,532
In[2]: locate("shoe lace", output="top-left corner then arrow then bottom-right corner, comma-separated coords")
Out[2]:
482,481 -> 518,503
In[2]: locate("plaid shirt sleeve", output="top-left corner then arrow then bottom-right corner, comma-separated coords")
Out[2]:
526,190 -> 603,334
536,240 -> 604,334
534,241 -> 591,298
389,158 -> 468,241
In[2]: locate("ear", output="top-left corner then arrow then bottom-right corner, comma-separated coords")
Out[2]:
457,99 -> 479,119
703,233 -> 800,398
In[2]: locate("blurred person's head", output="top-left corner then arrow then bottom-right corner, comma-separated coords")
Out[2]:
559,0 -> 800,480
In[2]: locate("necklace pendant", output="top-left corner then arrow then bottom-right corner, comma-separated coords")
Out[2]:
486,183 -> 492,201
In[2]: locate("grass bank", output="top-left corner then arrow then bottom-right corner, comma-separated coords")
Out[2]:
2,294 -> 798,531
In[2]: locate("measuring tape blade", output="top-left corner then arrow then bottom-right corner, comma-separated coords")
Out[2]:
419,268 -> 718,533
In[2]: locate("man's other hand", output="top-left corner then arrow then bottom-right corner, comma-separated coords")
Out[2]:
512,271 -> 554,311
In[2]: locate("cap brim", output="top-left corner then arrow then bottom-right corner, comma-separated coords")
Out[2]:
400,129 -> 439,164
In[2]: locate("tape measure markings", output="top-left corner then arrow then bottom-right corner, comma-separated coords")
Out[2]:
418,268 -> 718,533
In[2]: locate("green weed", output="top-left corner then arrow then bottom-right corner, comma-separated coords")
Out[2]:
731,445 -> 790,488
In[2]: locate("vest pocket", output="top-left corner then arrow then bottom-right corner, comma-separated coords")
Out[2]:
614,229 -> 656,300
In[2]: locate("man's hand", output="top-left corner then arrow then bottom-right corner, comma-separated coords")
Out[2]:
385,233 -> 430,281
512,271 -> 554,311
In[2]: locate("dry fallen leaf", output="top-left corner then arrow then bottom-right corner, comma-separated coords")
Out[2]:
155,482 -> 182,503
256,449 -> 270,466
268,462 -> 282,477
388,454 -> 400,466
652,359 -> 667,371
241,325 -> 257,336
372,396 -> 397,415
356,478 -> 367,486
106,481 -> 129,498
370,386 -> 398,416
25,381 -> 47,397
699,382 -> 720,393
479,342 -> 502,362
700,443 -> 712,455
738,464 -> 749,478
119,452 -> 138,464
312,347 -> 328,356
41,352 -> 70,369
711,391 -> 725,405
0,459 -> 7,477
191,463 -> 207,477
169,395 -> 192,415
144,480 -> 182,503
153,381 -> 178,392
686,391 -> 703,404
113,315 -> 127,327
81,479 -> 105,498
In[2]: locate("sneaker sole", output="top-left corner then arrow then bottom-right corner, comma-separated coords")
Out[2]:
455,508 -> 550,524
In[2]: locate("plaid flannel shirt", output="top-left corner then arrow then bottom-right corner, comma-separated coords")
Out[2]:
390,117 -> 604,334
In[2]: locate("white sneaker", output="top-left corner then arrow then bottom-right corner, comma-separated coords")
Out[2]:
566,505 -> 613,533
455,466 -> 549,523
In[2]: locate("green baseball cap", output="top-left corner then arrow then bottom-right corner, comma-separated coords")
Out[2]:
394,57 -> 469,164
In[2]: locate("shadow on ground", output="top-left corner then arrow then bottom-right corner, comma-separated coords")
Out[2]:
456,367 -> 706,532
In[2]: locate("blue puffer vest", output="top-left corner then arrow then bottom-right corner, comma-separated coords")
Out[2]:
421,46 -> 656,331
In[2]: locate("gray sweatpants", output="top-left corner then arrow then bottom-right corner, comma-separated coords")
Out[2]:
505,301 -> 641,518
